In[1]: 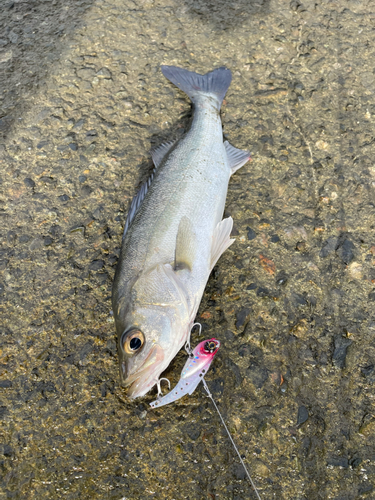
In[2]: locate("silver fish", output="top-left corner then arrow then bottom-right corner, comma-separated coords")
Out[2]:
112,65 -> 250,398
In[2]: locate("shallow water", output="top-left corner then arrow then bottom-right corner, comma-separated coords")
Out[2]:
1,0 -> 375,498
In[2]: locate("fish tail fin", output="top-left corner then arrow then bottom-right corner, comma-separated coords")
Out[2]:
161,65 -> 232,110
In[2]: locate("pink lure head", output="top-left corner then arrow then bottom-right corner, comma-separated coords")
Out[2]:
181,338 -> 221,380
150,338 -> 220,408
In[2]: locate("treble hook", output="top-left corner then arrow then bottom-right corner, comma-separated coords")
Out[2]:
185,322 -> 202,357
156,377 -> 171,398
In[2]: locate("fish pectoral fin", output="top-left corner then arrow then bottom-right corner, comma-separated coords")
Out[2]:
175,216 -> 196,271
162,263 -> 190,311
224,141 -> 251,175
210,217 -> 235,270
151,141 -> 175,168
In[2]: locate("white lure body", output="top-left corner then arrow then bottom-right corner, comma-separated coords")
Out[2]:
150,339 -> 220,408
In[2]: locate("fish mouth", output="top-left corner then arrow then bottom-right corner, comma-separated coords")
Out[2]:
121,344 -> 165,399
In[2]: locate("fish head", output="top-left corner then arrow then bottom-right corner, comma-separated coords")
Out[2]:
116,264 -> 190,399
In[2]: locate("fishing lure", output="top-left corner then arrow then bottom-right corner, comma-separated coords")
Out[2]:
150,338 -> 220,408
149,333 -> 262,500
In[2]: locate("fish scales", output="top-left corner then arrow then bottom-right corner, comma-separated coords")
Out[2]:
118,106 -> 227,287
112,65 -> 250,398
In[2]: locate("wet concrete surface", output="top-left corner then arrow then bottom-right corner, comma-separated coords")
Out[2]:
1,0 -> 375,498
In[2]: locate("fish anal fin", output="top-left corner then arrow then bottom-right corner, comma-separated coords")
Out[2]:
210,217 -> 235,270
151,141 -> 175,168
224,141 -> 251,175
175,216 -> 196,271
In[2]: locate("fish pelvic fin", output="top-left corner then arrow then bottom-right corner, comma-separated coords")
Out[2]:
210,217 -> 235,270
161,65 -> 232,110
175,216 -> 196,271
224,141 -> 251,175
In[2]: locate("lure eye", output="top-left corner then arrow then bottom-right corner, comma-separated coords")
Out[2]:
204,341 -> 218,353
121,329 -> 145,354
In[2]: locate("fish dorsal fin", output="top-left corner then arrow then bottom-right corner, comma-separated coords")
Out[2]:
210,217 -> 235,270
224,141 -> 251,175
175,216 -> 196,271
122,168 -> 156,239
123,142 -> 176,239
151,141 -> 175,168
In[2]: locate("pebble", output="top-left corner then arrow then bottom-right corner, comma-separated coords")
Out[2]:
29,237 -> 43,251
336,238 -> 355,264
96,67 -> 112,79
7,231 -> 16,245
89,260 -> 104,271
246,282 -> 257,290
257,287 -> 270,297
320,236 -> 338,258
247,227 -> 256,240
43,236 -> 53,246
235,307 -> 250,329
8,31 -> 18,44
24,178 -> 35,188
49,225 -> 61,237
360,365 -> 374,378
0,380 -> 12,388
315,140 -> 329,150
70,226 -> 85,235
246,363 -> 269,388
327,457 -> 349,468
348,261 -> 363,279
0,50 -> 12,64
276,273 -> 288,286
73,118 -> 85,131
81,185 -> 93,197
295,241 -> 307,252
297,405 -> 309,426
332,335 -> 353,369
349,456 -> 362,469
284,226 -> 307,242
19,234 -> 30,244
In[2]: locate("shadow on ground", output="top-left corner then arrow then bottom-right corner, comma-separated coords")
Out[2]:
181,0 -> 271,29
0,0 -> 93,140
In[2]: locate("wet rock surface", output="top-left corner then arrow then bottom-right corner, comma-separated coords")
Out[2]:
1,0 -> 375,499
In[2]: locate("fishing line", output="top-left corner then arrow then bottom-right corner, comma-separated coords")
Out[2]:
150,335 -> 262,499
202,378 -> 262,500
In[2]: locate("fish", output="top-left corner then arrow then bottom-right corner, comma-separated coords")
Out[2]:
112,65 -> 250,399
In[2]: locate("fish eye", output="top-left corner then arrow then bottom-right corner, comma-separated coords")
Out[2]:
130,337 -> 142,350
121,329 -> 145,354
204,341 -> 217,353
